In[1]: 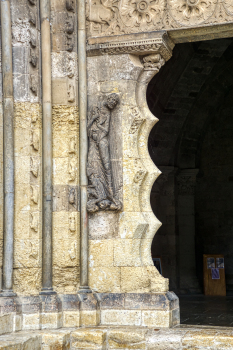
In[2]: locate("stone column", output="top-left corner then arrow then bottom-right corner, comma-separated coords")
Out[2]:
176,169 -> 200,293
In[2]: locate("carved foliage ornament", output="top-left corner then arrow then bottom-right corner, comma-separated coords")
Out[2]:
120,0 -> 166,31
168,0 -> 217,26
87,0 -> 233,36
224,0 -> 233,15
87,93 -> 122,213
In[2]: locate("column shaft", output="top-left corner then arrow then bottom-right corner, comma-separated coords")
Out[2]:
40,0 -> 54,294
78,0 -> 91,292
0,0 -> 16,296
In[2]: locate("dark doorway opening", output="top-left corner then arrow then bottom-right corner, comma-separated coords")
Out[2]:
147,37 -> 233,326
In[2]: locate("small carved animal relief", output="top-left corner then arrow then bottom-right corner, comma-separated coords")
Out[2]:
66,35 -> 74,52
87,93 -> 122,213
134,170 -> 147,184
30,75 -> 38,96
29,29 -> 37,47
68,113 -> 75,124
68,242 -> 76,260
69,214 -> 76,233
30,212 -> 39,232
31,130 -> 39,151
31,185 -> 39,204
67,56 -> 75,78
29,242 -> 38,260
31,157 -> 39,178
30,49 -> 38,67
29,7 -> 36,26
66,12 -> 75,34
69,159 -> 76,182
69,188 -> 76,204
143,54 -> 165,71
67,83 -> 75,102
69,136 -> 77,154
66,0 -> 75,11
129,107 -> 145,134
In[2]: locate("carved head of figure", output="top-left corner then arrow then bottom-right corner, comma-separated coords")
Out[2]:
106,93 -> 120,110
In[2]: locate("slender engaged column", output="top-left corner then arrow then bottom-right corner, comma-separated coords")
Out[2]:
78,0 -> 91,293
0,0 -> 16,297
40,0 -> 55,294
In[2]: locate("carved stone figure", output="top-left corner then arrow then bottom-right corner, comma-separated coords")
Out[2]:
87,93 -> 122,213
143,53 -> 165,71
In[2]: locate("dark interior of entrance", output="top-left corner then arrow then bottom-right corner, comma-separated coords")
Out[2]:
148,37 -> 233,326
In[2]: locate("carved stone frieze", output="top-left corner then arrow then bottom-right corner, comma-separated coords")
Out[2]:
87,0 -> 233,37
87,93 -> 122,213
87,32 -> 174,59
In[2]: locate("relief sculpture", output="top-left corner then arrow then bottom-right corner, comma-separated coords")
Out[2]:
87,93 -> 122,213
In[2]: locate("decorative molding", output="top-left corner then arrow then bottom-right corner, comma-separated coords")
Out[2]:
87,93 -> 122,213
87,33 -> 174,59
87,0 -> 233,37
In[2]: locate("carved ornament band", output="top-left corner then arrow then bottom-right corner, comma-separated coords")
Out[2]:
87,32 -> 174,59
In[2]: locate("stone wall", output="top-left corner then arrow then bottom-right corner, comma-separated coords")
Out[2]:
0,0 -> 80,295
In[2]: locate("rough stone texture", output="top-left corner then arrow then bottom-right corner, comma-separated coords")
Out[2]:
13,102 -> 42,295
1,326 -> 233,350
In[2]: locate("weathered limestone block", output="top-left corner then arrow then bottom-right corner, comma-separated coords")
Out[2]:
89,240 -> 114,268
53,266 -> 79,294
0,314 -> 13,336
108,329 -> 147,349
71,329 -> 106,349
42,331 -> 71,350
89,267 -> 121,293
13,268 -> 42,295
0,334 -> 41,350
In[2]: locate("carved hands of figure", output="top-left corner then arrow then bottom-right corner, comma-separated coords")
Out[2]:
87,93 -> 122,213
143,53 -> 165,71
168,0 -> 217,26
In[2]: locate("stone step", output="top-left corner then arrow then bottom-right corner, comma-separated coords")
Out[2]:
0,326 -> 233,350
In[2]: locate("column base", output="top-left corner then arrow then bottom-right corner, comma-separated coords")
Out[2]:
40,288 -> 57,295
0,290 -> 17,297
78,286 -> 92,293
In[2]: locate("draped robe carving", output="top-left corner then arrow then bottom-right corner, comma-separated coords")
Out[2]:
87,93 -> 122,213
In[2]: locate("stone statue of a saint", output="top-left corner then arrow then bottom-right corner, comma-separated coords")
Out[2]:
87,93 -> 122,213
